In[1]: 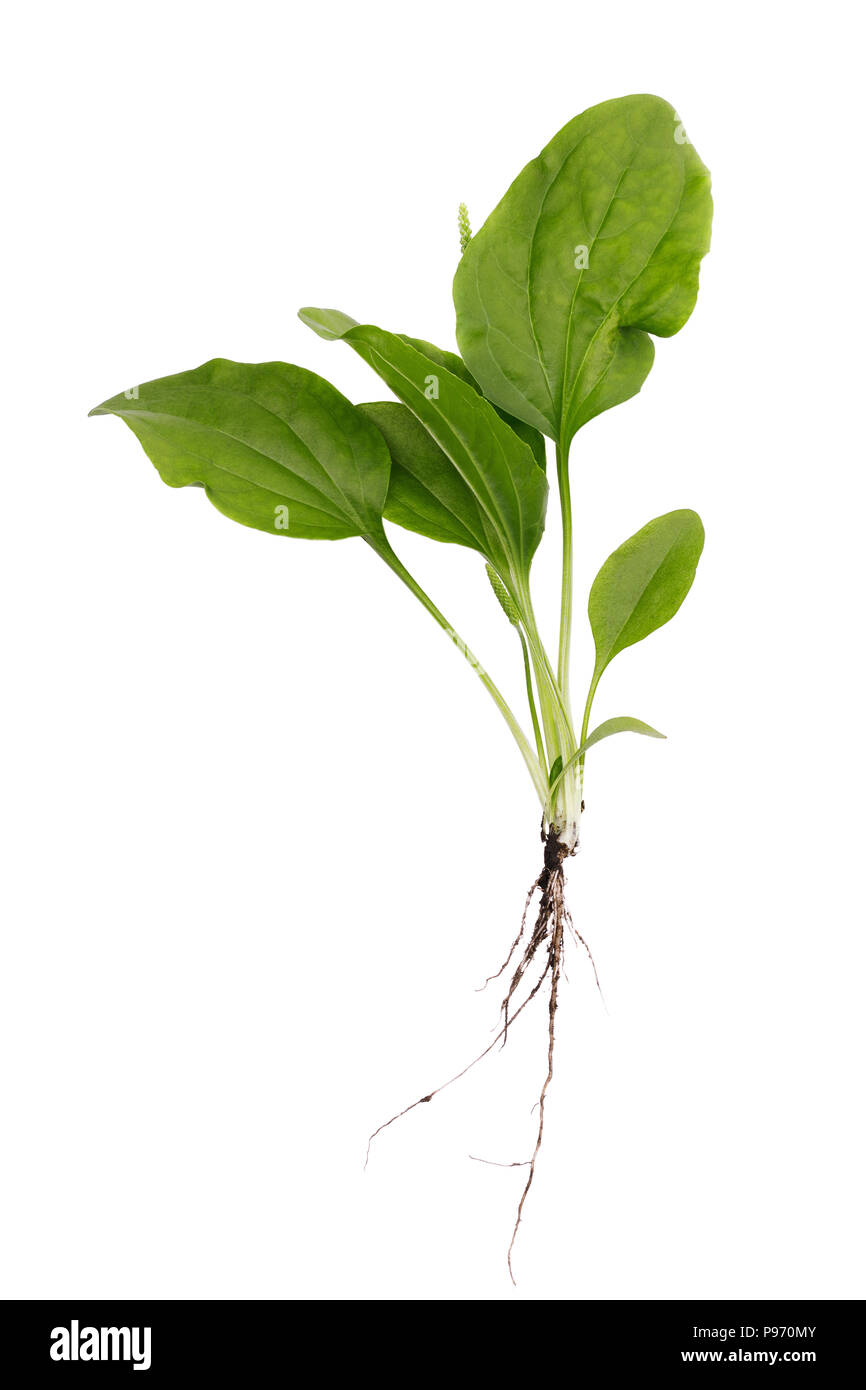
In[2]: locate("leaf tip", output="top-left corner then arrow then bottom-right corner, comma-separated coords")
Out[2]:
298,306 -> 358,341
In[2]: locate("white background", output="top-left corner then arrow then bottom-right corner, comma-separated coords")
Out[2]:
2,0 -> 864,1301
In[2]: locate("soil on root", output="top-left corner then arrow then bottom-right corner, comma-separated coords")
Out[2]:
365,822 -> 601,1284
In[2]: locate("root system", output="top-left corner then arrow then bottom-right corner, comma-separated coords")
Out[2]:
366,821 -> 599,1284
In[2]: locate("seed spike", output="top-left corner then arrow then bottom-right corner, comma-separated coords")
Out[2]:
458,202 -> 472,254
485,564 -> 520,626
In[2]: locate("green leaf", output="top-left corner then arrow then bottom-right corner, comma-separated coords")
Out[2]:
580,716 -> 666,753
299,309 -> 548,584
548,754 -> 563,788
546,716 -> 665,802
358,401 -> 486,550
588,509 -> 704,692
453,94 -> 712,448
358,398 -> 541,562
400,336 -> 546,470
89,359 -> 391,541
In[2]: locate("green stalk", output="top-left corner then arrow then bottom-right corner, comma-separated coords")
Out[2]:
510,572 -> 582,844
369,533 -> 549,806
556,440 -> 574,715
577,668 -> 601,800
519,628 -> 546,769
579,673 -> 599,750
514,577 -> 575,758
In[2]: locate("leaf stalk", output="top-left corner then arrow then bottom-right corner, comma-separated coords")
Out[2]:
368,532 -> 549,806
555,440 -> 574,716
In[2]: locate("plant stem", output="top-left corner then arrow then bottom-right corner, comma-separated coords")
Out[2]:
576,668 -> 601,803
515,579 -> 575,758
579,674 -> 598,750
512,575 -> 581,845
368,532 -> 549,805
519,629 -> 547,769
556,440 -> 574,715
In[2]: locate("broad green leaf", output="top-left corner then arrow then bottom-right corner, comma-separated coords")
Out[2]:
299,309 -> 548,583
401,336 -> 546,469
588,509 -> 704,692
89,359 -> 390,541
358,401 -> 486,550
263,318 -> 545,470
548,754 -> 563,788
358,398 -> 540,560
454,94 -> 712,449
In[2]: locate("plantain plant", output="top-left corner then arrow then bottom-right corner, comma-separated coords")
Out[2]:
90,93 -> 712,1279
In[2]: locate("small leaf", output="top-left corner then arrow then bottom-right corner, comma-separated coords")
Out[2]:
299,310 -> 548,585
588,509 -> 704,690
90,359 -> 390,541
546,716 -> 665,801
454,94 -> 712,449
580,716 -> 666,753
548,755 -> 563,788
